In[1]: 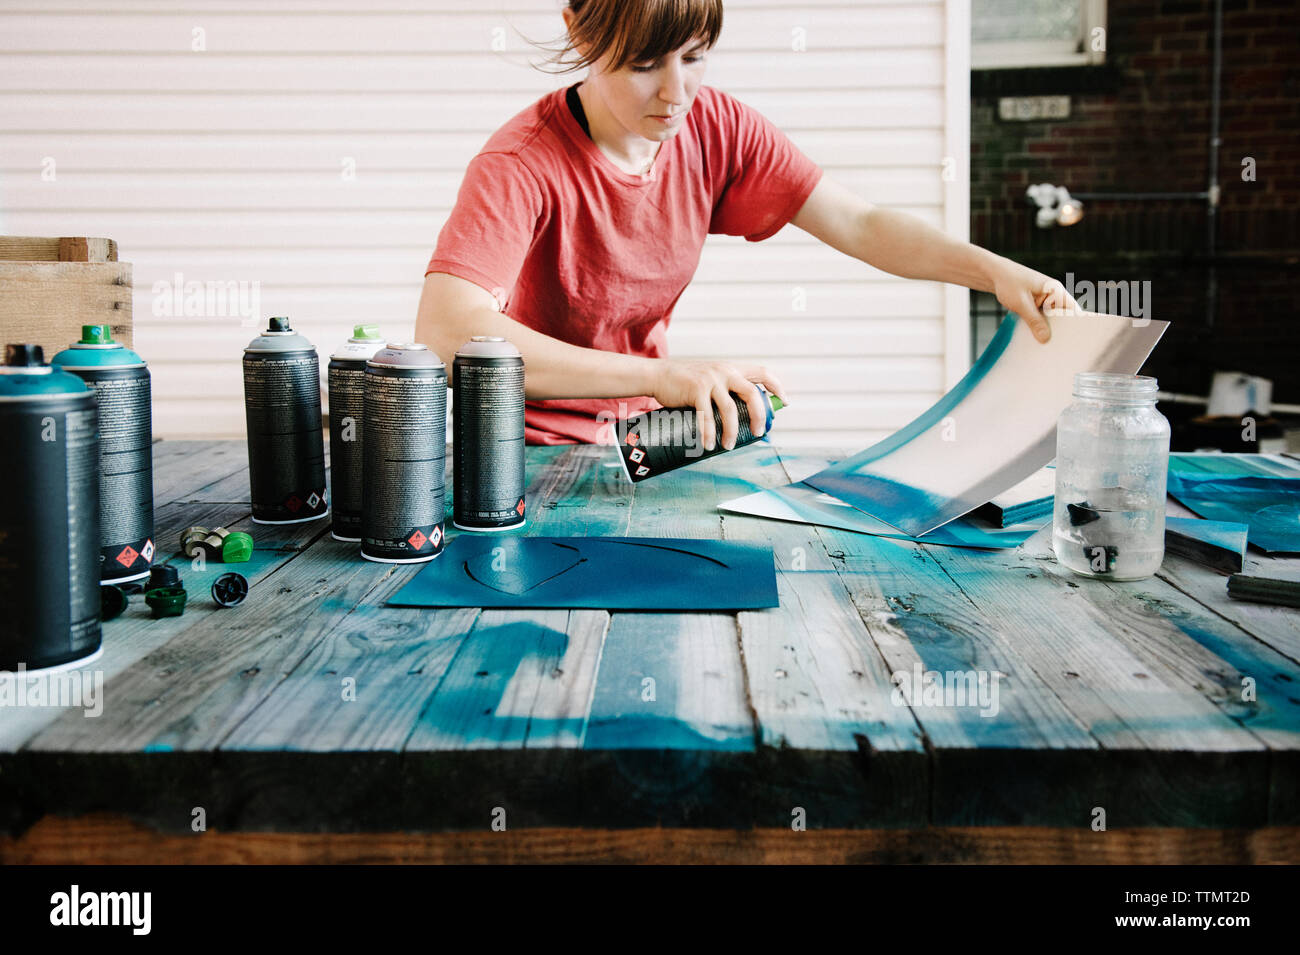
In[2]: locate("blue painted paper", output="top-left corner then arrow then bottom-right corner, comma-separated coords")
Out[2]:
388,535 -> 779,609
718,481 -> 1047,549
1166,454 -> 1300,552
1166,474 -> 1300,554
803,310 -> 1169,537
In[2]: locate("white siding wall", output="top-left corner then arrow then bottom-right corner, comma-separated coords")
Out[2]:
0,0 -> 970,447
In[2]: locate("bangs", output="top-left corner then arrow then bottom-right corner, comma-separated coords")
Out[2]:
549,0 -> 723,74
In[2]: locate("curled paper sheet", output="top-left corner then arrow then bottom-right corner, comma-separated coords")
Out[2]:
717,481 -> 1046,550
803,310 -> 1169,537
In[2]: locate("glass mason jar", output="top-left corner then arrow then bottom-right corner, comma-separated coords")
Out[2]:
1052,372 -> 1171,580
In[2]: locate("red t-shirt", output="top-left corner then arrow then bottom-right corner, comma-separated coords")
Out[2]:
426,84 -> 823,445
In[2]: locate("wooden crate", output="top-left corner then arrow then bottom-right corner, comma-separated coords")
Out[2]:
0,236 -> 132,360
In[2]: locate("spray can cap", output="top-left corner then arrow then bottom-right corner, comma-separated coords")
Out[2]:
221,532 -> 254,563
769,394 -> 785,412
212,572 -> 249,608
78,325 -> 114,345
351,324 -> 382,340
145,586 -> 187,618
268,316 -> 292,332
5,344 -> 44,366
149,564 -> 182,589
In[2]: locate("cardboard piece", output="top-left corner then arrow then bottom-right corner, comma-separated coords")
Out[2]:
718,481 -> 1046,549
802,310 -> 1168,537
973,465 -> 1056,527
1166,454 -> 1300,554
387,536 -> 779,610
1164,516 -> 1249,574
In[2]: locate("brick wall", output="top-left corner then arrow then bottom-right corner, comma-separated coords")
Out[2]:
970,0 -> 1300,402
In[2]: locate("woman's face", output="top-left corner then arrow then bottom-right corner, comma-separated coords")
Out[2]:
588,37 -> 710,142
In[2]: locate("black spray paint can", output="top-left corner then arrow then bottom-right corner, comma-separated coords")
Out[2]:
51,324 -> 154,584
0,345 -> 102,672
327,324 -> 385,541
242,316 -> 328,524
361,344 -> 447,563
612,387 -> 784,483
453,336 -> 526,532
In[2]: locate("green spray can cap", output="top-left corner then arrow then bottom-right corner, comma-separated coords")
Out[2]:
221,532 -> 254,563
352,324 -> 382,340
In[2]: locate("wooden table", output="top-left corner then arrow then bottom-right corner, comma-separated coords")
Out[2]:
3,440 -> 1298,864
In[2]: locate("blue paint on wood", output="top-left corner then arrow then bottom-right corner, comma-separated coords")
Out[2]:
411,620 -> 584,747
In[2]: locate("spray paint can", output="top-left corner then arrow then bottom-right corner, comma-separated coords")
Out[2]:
51,325 -> 154,584
361,344 -> 447,563
0,345 -> 101,672
242,316 -> 328,524
612,386 -> 784,483
327,324 -> 385,541
452,336 -> 526,532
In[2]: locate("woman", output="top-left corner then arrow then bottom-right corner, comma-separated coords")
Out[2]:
416,0 -> 1075,451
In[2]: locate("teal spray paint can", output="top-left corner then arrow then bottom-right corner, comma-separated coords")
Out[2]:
51,324 -> 155,584
0,345 -> 102,672
242,317 -> 328,524
612,386 -> 784,483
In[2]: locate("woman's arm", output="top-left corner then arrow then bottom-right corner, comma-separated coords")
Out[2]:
790,176 -> 1078,343
415,272 -> 785,449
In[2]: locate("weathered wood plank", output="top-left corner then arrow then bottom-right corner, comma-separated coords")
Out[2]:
587,445 -> 750,753
784,450 -> 1274,827
0,501 -> 316,752
6,814 -> 1299,864
1157,553 -> 1300,666
718,444 -> 929,827
574,448 -> 759,825
150,438 -> 247,505
221,445 -> 607,755
20,510 -> 332,753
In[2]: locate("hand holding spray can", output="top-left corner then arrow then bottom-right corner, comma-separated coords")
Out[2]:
611,385 -> 784,483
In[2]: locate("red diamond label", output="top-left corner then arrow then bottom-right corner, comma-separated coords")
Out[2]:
430,525 -> 443,547
515,498 -> 525,516
116,545 -> 139,567
285,495 -> 302,513
626,433 -> 639,447
408,529 -> 428,550
141,539 -> 155,562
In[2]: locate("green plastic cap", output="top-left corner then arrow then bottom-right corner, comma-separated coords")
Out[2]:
352,324 -> 382,340
769,395 -> 785,412
79,325 -> 113,344
145,586 -> 187,618
222,531 -> 254,563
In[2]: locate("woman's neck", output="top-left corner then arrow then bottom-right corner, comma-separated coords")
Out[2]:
575,81 -> 661,175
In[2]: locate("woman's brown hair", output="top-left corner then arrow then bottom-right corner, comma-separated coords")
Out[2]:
540,0 -> 724,74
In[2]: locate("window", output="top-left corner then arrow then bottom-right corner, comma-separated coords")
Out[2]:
972,0 -> 1107,69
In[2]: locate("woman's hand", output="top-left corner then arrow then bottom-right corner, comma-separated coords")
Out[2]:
989,259 -> 1081,344
650,359 -> 788,451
